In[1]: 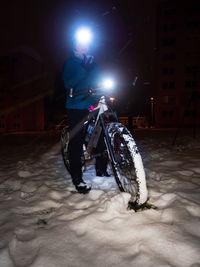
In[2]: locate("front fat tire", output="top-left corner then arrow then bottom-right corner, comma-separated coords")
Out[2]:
106,122 -> 148,205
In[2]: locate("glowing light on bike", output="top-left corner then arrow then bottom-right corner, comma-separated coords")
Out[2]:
75,27 -> 93,45
102,78 -> 114,90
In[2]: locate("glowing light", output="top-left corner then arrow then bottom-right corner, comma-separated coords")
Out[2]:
75,27 -> 93,45
109,97 -> 115,103
102,78 -> 114,90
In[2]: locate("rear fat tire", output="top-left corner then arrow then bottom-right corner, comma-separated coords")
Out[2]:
106,122 -> 148,205
61,127 -> 85,174
61,126 -> 71,174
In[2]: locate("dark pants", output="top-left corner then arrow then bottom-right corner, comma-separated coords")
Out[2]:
67,109 -> 108,185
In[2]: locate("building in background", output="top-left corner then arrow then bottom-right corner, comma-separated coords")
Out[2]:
0,47 -> 53,132
155,0 -> 200,127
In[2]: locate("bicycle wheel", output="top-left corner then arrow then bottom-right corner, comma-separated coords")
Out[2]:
61,126 -> 71,173
61,126 -> 86,174
106,122 -> 148,205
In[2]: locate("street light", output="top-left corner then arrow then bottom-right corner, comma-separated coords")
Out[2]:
109,97 -> 115,103
150,96 -> 154,127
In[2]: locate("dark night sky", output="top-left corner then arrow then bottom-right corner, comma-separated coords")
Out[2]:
1,0 -> 159,115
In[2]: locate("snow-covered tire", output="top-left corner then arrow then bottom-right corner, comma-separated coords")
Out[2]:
106,122 -> 148,205
61,126 -> 85,174
61,126 -> 71,174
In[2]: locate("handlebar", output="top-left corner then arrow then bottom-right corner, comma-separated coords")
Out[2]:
68,87 -> 112,98
88,87 -> 110,95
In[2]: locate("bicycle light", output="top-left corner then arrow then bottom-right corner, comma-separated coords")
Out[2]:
102,78 -> 114,90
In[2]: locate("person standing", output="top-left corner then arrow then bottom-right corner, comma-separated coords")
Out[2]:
63,27 -> 109,194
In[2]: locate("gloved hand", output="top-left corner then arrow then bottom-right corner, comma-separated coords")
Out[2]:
84,55 -> 94,65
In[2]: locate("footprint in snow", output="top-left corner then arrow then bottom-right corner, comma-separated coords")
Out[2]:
9,235 -> 39,267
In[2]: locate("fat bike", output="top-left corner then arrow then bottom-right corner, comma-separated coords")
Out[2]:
61,91 -> 148,209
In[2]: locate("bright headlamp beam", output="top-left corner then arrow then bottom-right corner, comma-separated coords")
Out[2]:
75,27 -> 92,45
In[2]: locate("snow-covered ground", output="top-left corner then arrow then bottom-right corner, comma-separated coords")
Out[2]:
0,129 -> 200,267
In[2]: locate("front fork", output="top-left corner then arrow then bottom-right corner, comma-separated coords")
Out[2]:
99,115 -> 124,191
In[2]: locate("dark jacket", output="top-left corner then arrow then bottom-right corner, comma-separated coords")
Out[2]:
63,52 -> 101,110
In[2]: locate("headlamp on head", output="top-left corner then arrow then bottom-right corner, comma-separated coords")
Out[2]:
75,27 -> 93,46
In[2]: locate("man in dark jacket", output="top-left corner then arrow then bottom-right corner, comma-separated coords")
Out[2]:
63,28 -> 109,194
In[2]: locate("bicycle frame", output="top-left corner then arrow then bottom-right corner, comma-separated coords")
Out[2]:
85,96 -> 114,152
84,96 -> 119,168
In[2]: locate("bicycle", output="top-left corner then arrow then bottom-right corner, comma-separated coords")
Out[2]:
61,88 -> 148,210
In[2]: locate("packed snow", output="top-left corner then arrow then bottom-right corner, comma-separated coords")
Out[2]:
0,129 -> 200,267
